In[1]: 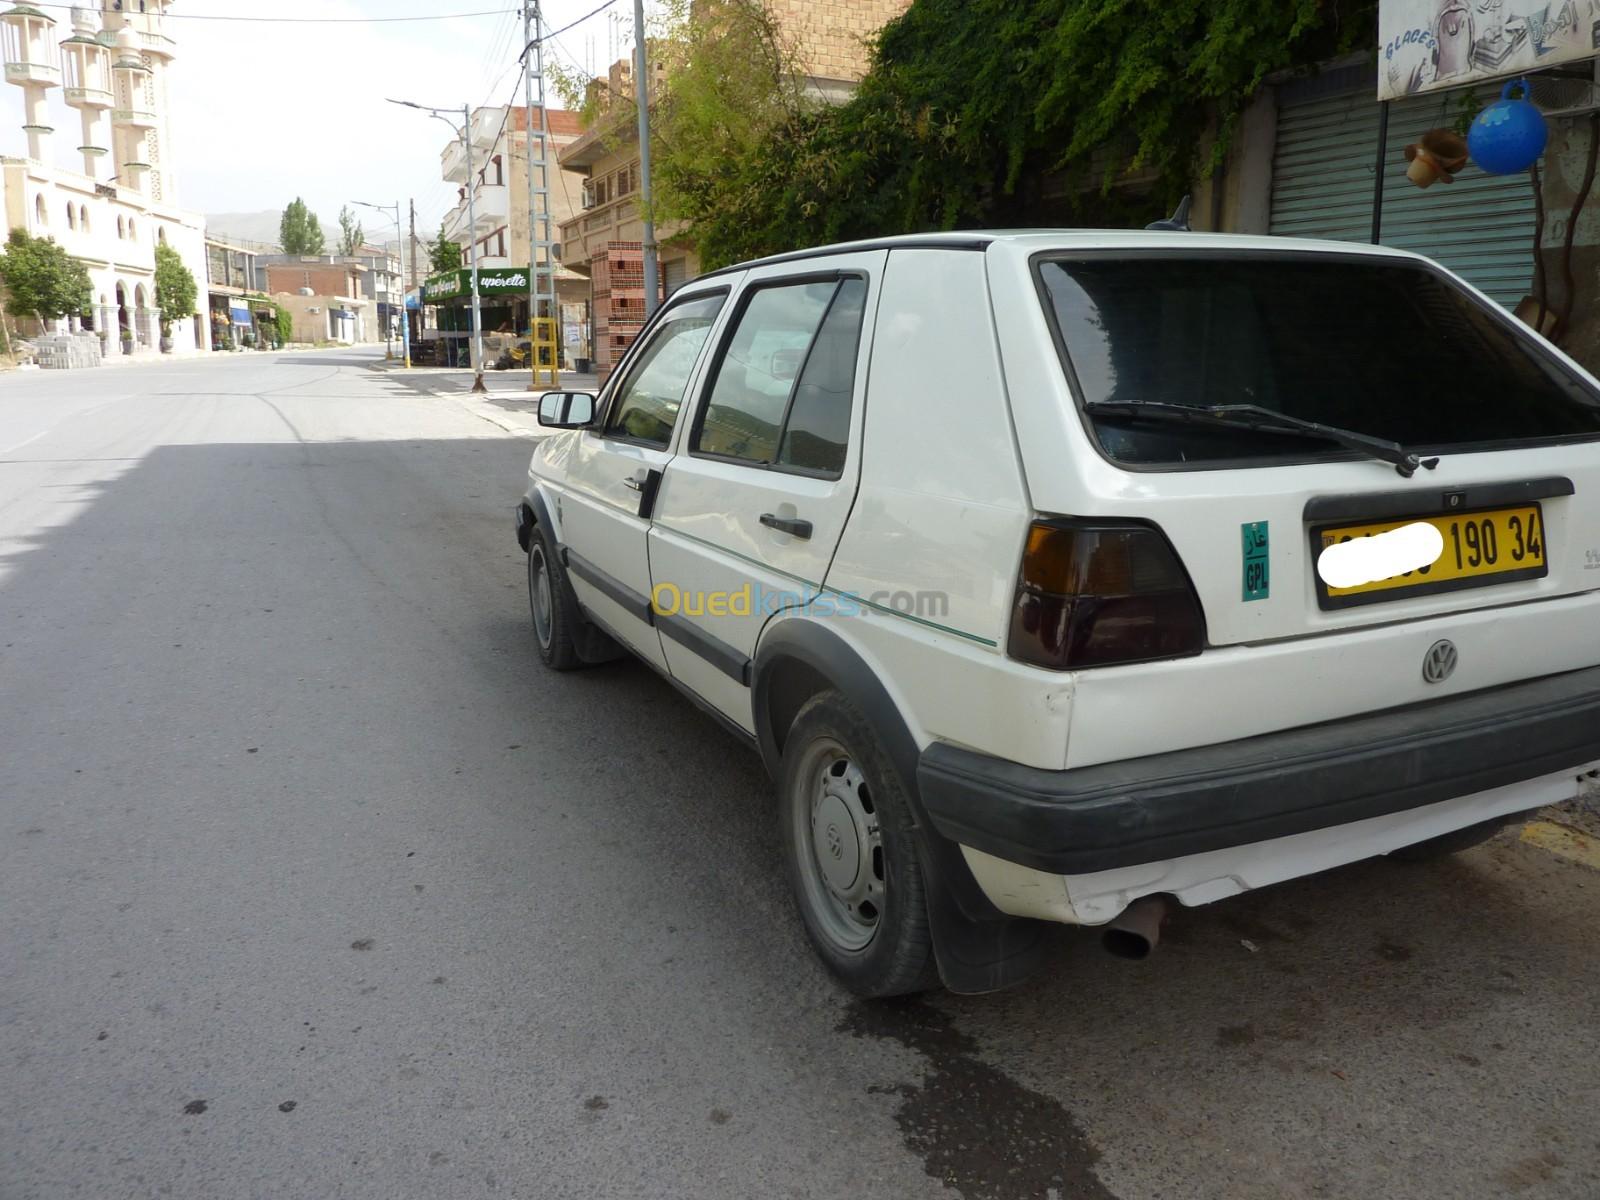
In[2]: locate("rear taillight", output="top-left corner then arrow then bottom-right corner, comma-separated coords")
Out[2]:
1007,519 -> 1205,670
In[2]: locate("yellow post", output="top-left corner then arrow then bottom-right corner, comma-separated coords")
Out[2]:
528,316 -> 560,388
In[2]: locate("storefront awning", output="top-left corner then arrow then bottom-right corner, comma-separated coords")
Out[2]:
229,304 -> 251,324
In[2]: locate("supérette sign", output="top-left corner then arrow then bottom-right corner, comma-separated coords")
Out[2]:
423,267 -> 532,302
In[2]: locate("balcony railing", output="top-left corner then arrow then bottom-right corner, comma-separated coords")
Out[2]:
440,138 -> 468,184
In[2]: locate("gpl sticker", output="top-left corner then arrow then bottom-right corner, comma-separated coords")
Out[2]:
1242,522 -> 1269,602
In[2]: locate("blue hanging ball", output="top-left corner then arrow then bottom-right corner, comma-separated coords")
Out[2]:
1468,79 -> 1548,175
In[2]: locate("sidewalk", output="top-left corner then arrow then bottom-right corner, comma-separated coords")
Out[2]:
369,359 -> 598,439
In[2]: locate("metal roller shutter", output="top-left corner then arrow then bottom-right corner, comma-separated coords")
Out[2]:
1271,86 -> 1536,307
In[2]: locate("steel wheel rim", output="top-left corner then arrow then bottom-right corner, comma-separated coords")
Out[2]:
529,545 -> 554,650
792,737 -> 884,953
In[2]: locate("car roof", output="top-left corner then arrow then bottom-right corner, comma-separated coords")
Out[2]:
691,229 -> 1424,281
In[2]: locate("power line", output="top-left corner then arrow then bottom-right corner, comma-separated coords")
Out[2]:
19,2 -> 518,22
519,0 -> 618,62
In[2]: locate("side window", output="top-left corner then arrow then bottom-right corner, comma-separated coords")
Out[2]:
604,292 -> 726,447
694,276 -> 866,477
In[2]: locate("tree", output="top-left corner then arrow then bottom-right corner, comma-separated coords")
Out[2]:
651,0 -> 1378,268
153,243 -> 198,337
429,224 -> 462,274
279,197 -> 326,255
337,205 -> 364,257
273,301 -> 293,347
0,228 -> 91,325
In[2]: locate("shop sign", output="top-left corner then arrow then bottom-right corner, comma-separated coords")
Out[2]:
1379,0 -> 1598,101
422,267 -> 534,302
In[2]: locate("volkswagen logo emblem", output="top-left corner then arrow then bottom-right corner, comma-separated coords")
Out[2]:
825,824 -> 844,859
1422,639 -> 1458,684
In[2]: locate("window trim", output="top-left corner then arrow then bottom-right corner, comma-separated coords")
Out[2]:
686,269 -> 866,482
1029,247 -> 1600,475
593,285 -> 732,450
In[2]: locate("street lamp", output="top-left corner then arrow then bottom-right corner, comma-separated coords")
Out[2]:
387,98 -> 487,393
352,199 -> 411,368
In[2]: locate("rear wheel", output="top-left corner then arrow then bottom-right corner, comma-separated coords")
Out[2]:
1388,815 -> 1518,862
779,692 -> 937,997
527,524 -> 581,671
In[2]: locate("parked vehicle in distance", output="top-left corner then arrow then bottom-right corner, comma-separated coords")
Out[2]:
515,231 -> 1600,997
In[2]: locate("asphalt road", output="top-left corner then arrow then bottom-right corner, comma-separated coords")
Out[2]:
3,348 -> 1597,1200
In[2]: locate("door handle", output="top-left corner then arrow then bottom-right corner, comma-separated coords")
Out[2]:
623,477 -> 645,492
760,513 -> 813,539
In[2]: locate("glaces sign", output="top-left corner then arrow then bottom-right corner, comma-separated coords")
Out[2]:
1379,0 -> 1599,101
422,268 -> 533,302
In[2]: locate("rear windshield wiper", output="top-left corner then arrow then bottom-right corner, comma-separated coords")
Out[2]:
1087,401 -> 1441,478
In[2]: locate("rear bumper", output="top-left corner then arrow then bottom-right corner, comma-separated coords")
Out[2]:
917,665 -> 1600,875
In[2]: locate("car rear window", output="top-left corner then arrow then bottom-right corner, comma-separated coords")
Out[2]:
1037,255 -> 1600,467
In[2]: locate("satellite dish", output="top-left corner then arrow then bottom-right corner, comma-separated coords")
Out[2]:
1145,195 -> 1193,232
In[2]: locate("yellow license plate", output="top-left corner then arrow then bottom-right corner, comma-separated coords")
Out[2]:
1314,503 -> 1547,608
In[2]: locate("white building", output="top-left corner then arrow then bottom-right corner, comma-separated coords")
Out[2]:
0,1 -> 207,358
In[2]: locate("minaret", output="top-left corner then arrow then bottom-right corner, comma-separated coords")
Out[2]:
101,0 -> 176,202
60,8 -> 113,179
1,4 -> 62,162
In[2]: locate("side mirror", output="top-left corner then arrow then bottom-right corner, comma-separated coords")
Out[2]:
538,391 -> 597,429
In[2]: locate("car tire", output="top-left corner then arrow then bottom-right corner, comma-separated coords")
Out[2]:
779,691 -> 939,998
1387,815 -> 1519,863
527,524 -> 582,671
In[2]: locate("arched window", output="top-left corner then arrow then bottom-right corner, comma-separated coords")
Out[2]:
67,204 -> 77,231
35,194 -> 46,226
80,205 -> 90,232
128,218 -> 136,239
117,215 -> 126,239
157,226 -> 166,245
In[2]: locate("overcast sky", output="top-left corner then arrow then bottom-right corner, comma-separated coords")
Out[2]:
0,0 -> 658,237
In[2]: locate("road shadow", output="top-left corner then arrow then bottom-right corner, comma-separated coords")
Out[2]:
3,436 -> 1596,1200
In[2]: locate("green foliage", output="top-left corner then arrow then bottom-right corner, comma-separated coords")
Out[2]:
430,224 -> 463,274
657,0 -> 1377,268
274,301 -> 293,346
153,242 -> 198,331
337,205 -> 364,257
649,0 -> 805,236
0,228 -> 91,323
279,197 -> 326,255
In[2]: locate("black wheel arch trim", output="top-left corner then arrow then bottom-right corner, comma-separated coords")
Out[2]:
752,619 -> 1049,994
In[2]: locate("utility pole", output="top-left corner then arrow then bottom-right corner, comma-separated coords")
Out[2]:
634,0 -> 658,319
389,98 -> 487,392
409,199 -> 419,290
524,1 -> 559,391
462,104 -> 487,392
357,198 -> 420,371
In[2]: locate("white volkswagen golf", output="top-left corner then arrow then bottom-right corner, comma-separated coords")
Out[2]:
516,231 -> 1600,997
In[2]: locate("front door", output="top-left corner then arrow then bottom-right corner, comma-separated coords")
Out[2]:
648,253 -> 884,726
558,289 -> 729,671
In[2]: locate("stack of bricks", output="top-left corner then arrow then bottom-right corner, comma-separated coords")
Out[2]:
591,241 -> 660,386
765,0 -> 912,84
33,332 -> 103,370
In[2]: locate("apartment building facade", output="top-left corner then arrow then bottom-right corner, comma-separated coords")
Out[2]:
0,1 -> 209,359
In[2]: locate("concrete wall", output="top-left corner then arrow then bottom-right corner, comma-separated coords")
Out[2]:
272,292 -> 372,346
765,0 -> 911,87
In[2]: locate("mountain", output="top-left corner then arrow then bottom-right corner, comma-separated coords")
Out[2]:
205,210 -> 338,251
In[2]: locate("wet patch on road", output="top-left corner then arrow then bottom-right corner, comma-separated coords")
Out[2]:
840,1000 -> 1117,1200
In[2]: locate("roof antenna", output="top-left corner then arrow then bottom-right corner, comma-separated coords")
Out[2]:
1145,195 -> 1192,232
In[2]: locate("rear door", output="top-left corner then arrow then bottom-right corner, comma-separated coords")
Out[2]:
648,252 -> 885,727
558,288 -> 729,671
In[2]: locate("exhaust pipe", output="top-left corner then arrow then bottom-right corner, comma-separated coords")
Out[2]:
1101,896 -> 1169,960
